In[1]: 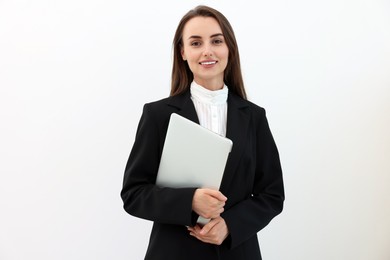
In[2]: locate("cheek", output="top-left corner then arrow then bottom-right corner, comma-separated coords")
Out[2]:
185,54 -> 198,72
224,50 -> 229,61
218,49 -> 229,69
220,50 -> 229,67
183,48 -> 199,60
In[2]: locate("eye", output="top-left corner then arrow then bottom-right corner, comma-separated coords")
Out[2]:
212,38 -> 224,45
190,41 -> 201,47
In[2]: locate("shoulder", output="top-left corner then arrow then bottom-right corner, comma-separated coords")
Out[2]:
145,91 -> 189,109
229,92 -> 266,117
143,92 -> 178,110
246,99 -> 266,115
143,96 -> 170,112
141,91 -> 190,123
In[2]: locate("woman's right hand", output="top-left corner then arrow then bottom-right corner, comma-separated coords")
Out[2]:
192,189 -> 227,219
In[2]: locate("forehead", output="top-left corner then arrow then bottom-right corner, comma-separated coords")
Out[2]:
182,16 -> 223,39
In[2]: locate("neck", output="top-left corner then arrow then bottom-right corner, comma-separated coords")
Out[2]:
194,77 -> 224,91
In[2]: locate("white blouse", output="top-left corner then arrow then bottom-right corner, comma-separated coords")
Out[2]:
190,81 -> 228,137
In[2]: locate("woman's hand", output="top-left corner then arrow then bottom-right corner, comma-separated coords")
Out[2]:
192,189 -> 227,219
188,217 -> 229,245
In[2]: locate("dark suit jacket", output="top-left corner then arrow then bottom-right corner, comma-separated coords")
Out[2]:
121,89 -> 284,260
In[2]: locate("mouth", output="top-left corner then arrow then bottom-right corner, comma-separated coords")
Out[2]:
199,60 -> 218,65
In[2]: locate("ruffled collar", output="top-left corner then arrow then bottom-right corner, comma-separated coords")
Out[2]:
190,81 -> 228,105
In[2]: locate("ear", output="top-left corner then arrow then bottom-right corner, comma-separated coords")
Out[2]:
181,48 -> 186,61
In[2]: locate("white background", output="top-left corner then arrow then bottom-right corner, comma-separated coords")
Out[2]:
1,0 -> 389,259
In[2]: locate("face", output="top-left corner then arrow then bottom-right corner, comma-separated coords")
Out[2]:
181,16 -> 229,90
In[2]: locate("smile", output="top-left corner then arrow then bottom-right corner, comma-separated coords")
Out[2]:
199,61 -> 218,65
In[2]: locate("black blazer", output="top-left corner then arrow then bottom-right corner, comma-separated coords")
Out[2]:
121,90 -> 284,260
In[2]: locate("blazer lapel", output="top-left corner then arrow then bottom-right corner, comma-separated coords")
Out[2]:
167,90 -> 250,193
220,93 -> 250,193
167,90 -> 200,124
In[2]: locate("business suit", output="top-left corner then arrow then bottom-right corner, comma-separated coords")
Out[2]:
121,89 -> 284,260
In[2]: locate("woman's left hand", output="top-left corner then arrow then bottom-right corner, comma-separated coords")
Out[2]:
187,217 -> 229,245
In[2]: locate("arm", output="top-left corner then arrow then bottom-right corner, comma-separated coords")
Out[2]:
120,104 -> 197,226
121,103 -> 228,227
222,109 -> 285,249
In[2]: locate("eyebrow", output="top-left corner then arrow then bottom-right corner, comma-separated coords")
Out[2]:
187,33 -> 224,40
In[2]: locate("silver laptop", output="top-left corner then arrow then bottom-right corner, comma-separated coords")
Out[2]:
156,113 -> 233,191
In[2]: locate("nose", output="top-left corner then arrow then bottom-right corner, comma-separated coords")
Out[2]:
202,43 -> 213,57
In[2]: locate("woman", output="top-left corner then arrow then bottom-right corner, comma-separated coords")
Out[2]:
121,5 -> 284,260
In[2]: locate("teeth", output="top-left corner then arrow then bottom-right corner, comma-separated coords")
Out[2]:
201,61 -> 216,65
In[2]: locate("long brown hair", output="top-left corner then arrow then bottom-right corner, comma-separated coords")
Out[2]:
171,5 -> 247,99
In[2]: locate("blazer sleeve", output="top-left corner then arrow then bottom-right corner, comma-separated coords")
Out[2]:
221,108 -> 285,249
120,104 -> 198,226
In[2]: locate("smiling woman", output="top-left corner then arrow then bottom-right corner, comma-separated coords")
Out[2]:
171,5 -> 246,99
180,17 -> 229,90
121,5 -> 284,260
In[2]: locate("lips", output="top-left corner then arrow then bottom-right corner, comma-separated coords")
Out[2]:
199,60 -> 218,65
